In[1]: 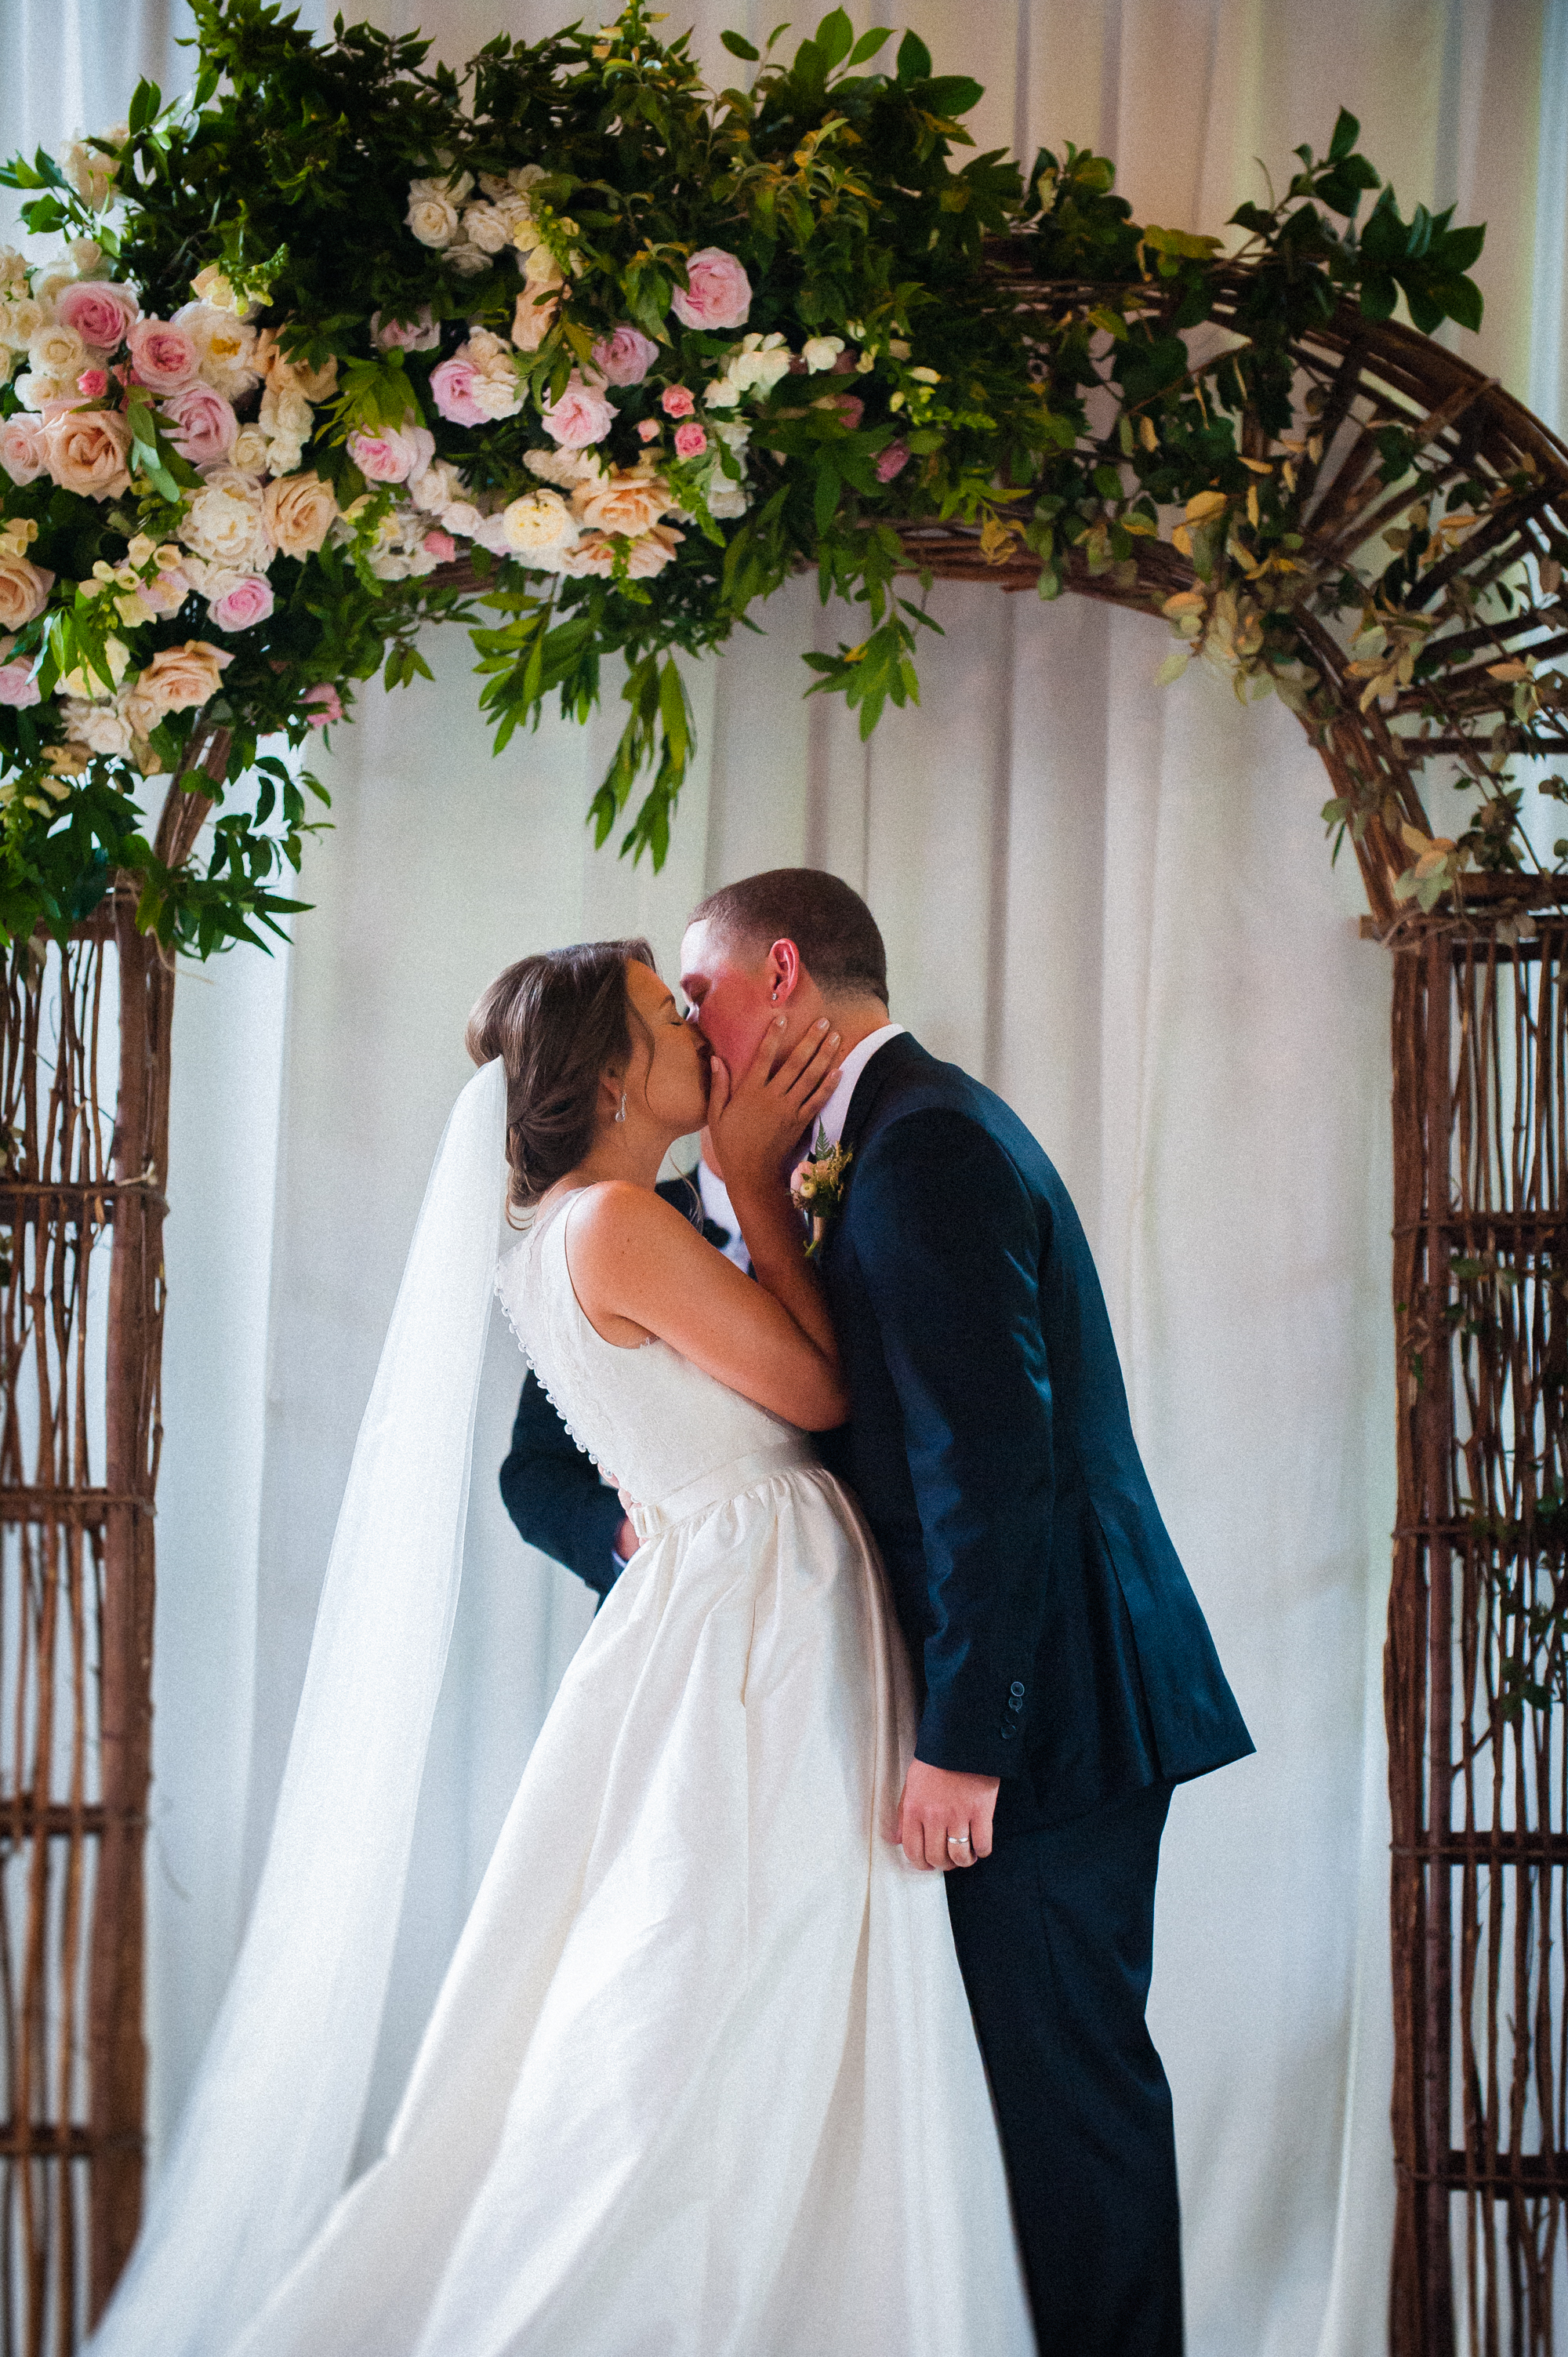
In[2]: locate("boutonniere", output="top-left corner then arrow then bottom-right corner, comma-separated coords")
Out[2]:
791,1128 -> 854,1260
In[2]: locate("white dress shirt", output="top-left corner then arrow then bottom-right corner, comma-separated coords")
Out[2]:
815,1022 -> 906,1148
697,1158 -> 750,1272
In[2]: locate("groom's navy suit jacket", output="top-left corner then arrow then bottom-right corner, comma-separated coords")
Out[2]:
816,1032 -> 1252,1837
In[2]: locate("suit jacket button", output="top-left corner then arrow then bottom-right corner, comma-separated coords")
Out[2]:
1007,1694 -> 1024,1714
999,1720 -> 1017,1741
1009,1681 -> 1025,1698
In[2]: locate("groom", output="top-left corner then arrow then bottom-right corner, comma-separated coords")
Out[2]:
680,870 -> 1253,2357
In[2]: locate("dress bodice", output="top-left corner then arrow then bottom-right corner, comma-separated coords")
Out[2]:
495,1193 -> 804,1534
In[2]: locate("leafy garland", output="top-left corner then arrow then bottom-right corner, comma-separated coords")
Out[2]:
0,0 -> 1494,951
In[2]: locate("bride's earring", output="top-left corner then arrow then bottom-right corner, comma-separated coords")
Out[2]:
615,1090 -> 627,1124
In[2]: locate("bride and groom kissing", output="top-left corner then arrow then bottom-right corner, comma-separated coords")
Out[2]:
92,866 -> 1251,2357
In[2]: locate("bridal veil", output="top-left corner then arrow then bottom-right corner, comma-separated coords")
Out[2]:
89,1057 -> 508,2356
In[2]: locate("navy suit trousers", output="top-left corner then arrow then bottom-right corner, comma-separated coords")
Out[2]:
945,1782 -> 1184,2357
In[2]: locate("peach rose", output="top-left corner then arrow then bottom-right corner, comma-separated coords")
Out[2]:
125,640 -> 233,738
42,407 -> 132,499
670,246 -> 752,332
0,555 -> 53,632
571,468 -> 671,538
263,470 -> 338,558
0,416 -> 49,485
253,329 -> 339,402
510,288 -> 559,353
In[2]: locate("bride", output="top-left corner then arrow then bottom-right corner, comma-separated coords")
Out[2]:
90,938 -> 1034,2357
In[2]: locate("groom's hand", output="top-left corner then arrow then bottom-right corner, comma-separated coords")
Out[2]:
891,1760 -> 1000,1871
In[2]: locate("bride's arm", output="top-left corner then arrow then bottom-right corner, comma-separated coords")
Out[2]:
567,1184 -> 847,1429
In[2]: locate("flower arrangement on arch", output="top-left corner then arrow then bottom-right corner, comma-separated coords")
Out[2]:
0,0 -> 1499,953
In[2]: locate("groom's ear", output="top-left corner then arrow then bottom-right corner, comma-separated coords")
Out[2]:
766,938 -> 803,1005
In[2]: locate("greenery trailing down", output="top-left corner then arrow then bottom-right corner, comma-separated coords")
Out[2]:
0,0 -> 1495,951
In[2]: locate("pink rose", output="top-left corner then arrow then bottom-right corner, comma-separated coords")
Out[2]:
371,307 -> 441,352
207,574 -> 274,632
875,439 -> 911,483
422,528 -> 457,563
670,247 -> 752,332
429,356 -> 489,428
661,384 -> 696,419
76,368 -> 109,399
56,278 -> 140,353
162,381 -> 238,467
127,318 -> 201,394
673,420 -> 706,459
0,417 -> 49,485
540,372 -> 617,449
637,419 -> 660,443
303,681 -> 343,729
0,657 -> 40,707
347,420 -> 436,484
592,325 -> 658,387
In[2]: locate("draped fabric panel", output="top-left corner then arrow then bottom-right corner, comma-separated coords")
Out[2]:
5,6 -> 1566,2350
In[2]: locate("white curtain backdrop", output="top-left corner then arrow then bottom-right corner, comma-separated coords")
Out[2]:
5,4 -> 1568,2349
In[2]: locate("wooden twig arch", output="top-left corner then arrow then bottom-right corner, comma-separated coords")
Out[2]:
3,278 -> 1568,2351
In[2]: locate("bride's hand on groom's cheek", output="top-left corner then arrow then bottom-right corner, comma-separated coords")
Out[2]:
707,1018 -> 842,1188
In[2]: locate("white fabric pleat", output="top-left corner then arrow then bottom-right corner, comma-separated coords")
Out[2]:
87,1060 -> 507,2355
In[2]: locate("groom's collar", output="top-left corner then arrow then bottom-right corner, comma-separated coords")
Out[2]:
816,1022 -> 905,1146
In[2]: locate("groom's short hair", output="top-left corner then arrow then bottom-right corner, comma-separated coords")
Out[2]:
690,869 -> 888,1004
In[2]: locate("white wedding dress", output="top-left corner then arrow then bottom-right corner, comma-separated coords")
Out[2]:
201,1190 -> 1035,2356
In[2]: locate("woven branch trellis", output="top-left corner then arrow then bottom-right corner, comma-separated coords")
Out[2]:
1,277 -> 1567,2348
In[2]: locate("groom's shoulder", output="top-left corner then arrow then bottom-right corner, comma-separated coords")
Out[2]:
866,1040 -> 1053,1176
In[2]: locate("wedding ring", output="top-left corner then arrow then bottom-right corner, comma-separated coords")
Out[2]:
947,1830 -> 972,1850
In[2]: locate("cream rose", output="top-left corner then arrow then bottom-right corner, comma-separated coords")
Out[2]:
63,694 -> 135,757
499,488 -> 578,557
230,424 -> 270,474
0,297 -> 45,354
0,554 -> 54,632
28,321 -> 87,382
571,469 -> 671,538
180,469 -> 273,572
173,303 -> 261,399
263,470 -> 338,559
42,408 -> 132,499
125,641 -> 233,739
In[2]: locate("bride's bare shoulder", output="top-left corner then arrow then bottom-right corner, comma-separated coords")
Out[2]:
564,1180 -> 698,1253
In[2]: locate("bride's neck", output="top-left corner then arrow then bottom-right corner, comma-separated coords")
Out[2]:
564,1116 -> 679,1197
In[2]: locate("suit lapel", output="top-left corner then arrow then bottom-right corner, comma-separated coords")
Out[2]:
838,1030 -> 932,1162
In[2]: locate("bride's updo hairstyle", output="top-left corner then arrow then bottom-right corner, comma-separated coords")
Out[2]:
466,937 -> 656,1211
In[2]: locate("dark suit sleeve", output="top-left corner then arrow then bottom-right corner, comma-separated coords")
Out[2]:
499,1371 -> 626,1602
849,1109 -> 1053,1776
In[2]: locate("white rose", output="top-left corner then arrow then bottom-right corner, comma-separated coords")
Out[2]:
62,692 -> 134,757
175,303 -> 260,398
28,321 -> 85,380
703,376 -> 740,410
0,299 -> 45,354
64,133 -> 123,211
265,439 -> 305,479
500,488 -> 578,555
406,174 -> 472,248
34,271 -> 76,310
260,384 -> 313,441
409,459 -> 466,514
180,469 -> 272,571
0,249 -> 28,290
445,244 -> 491,278
524,445 -> 604,488
69,239 -> 105,278
802,336 -> 844,372
463,202 -> 511,254
230,424 -> 270,472
706,478 -> 750,519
